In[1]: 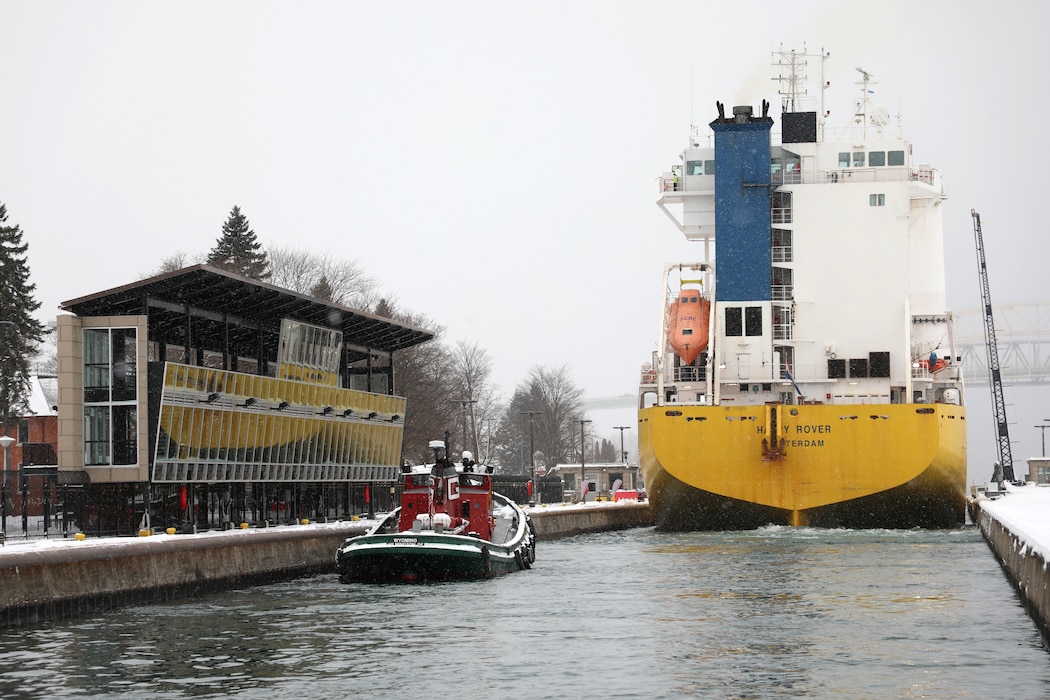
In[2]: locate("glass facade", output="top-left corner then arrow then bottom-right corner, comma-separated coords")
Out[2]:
83,328 -> 138,466
153,363 -> 406,483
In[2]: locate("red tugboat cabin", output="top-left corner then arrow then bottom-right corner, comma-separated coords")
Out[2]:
396,448 -> 494,541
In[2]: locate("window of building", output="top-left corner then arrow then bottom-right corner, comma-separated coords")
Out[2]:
838,152 -> 850,168
83,327 -> 138,466
745,307 -> 763,336
852,152 -> 865,167
725,307 -> 743,337
888,150 -> 905,166
869,193 -> 885,206
869,151 -> 886,166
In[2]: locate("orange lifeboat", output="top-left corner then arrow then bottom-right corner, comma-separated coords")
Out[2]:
667,288 -> 711,365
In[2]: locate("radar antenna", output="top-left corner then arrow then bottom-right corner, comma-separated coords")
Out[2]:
771,44 -> 830,138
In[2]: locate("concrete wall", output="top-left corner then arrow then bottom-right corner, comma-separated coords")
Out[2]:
0,523 -> 366,628
0,503 -> 654,628
530,502 -> 653,540
974,502 -> 1050,647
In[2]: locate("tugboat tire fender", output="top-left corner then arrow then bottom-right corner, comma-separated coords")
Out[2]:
481,545 -> 491,576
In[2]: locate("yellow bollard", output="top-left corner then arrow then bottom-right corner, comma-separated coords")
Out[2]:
138,528 -> 152,537
165,527 -> 176,535
351,515 -> 359,521
240,522 -> 249,529
74,532 -> 86,541
300,518 -> 310,525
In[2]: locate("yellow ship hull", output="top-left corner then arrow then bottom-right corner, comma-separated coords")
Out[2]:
639,403 -> 967,530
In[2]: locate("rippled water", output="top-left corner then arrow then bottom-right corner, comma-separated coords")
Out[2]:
0,526 -> 1047,699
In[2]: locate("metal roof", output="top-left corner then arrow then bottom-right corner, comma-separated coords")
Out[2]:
60,264 -> 434,359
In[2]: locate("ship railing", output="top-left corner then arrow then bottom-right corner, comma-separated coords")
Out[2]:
911,365 -> 962,382
771,166 -> 935,187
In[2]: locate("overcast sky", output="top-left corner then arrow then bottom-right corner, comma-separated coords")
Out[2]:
2,1 -> 1047,477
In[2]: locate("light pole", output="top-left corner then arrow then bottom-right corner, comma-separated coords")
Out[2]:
578,419 -> 591,503
520,411 -> 542,505
452,399 -> 478,457
613,426 -> 631,464
0,435 -> 13,538
1037,422 -> 1050,456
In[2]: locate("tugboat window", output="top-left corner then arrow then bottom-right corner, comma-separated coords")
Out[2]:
869,151 -> 886,166
838,152 -> 850,168
888,150 -> 905,166
852,152 -> 865,167
725,308 -> 743,337
705,160 -> 715,175
687,160 -> 704,175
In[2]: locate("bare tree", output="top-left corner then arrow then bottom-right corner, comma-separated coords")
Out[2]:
448,341 -> 503,463
267,244 -> 380,310
497,364 -> 585,471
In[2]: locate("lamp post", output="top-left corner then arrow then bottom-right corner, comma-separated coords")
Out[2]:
519,411 -> 542,505
578,419 -> 591,503
0,435 -> 13,538
1037,422 -> 1050,456
613,426 -> 631,464
452,399 -> 478,457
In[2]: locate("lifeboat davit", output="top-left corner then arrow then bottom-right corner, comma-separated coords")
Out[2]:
668,288 -> 711,365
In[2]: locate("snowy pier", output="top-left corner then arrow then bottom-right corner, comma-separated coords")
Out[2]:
527,499 -> 653,539
0,520 -> 368,628
973,487 -> 1050,646
0,502 -> 652,627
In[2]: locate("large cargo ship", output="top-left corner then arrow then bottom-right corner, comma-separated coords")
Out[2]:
639,49 -> 967,530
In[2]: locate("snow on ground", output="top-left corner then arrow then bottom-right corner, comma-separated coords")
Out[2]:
0,518 -> 378,558
978,485 -> 1050,561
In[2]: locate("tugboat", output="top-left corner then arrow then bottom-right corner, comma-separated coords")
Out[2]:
336,438 -> 536,582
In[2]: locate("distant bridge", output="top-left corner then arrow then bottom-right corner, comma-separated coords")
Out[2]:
954,303 -> 1049,386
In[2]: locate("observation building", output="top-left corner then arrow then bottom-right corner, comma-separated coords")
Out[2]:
54,265 -> 433,535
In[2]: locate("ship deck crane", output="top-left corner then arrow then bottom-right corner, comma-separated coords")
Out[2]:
971,209 -> 1014,482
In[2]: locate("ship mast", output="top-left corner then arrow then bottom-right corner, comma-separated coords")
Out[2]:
771,44 -> 829,138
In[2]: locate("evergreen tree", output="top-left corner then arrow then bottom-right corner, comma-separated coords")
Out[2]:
0,203 -> 47,427
309,274 -> 335,302
207,206 -> 270,279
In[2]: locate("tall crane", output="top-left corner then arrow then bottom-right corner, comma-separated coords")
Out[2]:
971,209 -> 1014,482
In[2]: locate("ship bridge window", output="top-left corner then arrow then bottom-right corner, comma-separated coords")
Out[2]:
838,152 -> 850,168
828,358 -> 846,379
869,193 -> 885,206
888,150 -> 905,166
869,151 -> 886,166
852,152 -> 865,167
869,351 -> 890,378
745,307 -> 763,336
849,358 -> 869,378
725,308 -> 742,337
687,160 -> 703,175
